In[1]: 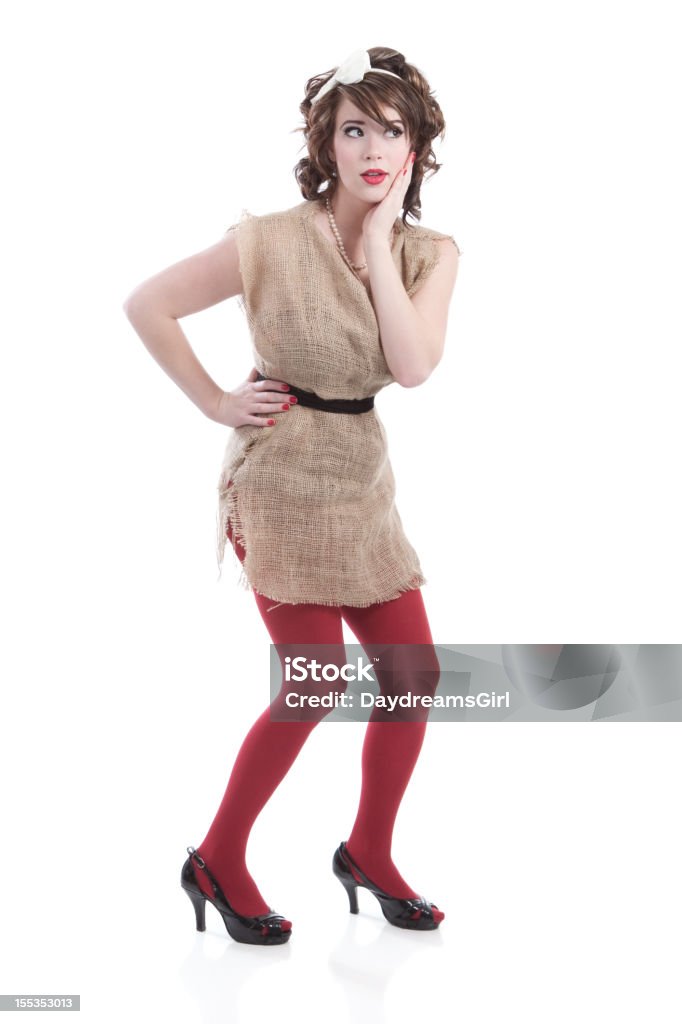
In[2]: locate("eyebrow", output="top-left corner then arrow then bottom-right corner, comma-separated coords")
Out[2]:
340,119 -> 404,127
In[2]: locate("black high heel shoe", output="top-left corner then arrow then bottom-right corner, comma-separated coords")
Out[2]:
181,846 -> 292,945
332,841 -> 444,931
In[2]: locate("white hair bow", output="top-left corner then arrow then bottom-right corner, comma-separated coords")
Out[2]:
310,48 -> 403,106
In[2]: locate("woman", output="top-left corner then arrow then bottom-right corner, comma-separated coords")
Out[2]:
124,46 -> 460,946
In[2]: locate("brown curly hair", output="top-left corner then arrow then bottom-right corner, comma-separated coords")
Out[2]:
293,47 -> 447,226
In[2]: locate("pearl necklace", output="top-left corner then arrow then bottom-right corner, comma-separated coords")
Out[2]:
324,196 -> 367,273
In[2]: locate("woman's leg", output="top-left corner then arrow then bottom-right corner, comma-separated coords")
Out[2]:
340,589 -> 442,911
194,511 -> 346,917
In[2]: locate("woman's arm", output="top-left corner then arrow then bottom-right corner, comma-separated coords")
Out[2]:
366,236 -> 459,388
122,232 -> 243,421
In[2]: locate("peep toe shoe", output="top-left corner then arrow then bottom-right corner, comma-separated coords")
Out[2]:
332,841 -> 444,931
181,846 -> 292,945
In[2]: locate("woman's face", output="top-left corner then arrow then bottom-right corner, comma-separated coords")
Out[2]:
328,97 -> 411,203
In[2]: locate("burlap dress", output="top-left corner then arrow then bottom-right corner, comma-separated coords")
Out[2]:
216,196 -> 460,611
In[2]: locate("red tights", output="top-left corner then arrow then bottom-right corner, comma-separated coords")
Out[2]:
194,511 -> 442,922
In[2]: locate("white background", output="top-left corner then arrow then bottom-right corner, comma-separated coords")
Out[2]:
1,1 -> 680,1021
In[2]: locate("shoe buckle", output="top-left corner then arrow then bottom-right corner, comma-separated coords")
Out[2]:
187,845 -> 206,868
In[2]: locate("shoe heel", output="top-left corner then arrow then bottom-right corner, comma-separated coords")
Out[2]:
332,842 -> 360,914
339,877 -> 359,914
183,886 -> 207,931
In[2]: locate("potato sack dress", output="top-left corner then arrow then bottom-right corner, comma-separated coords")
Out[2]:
215,196 -> 460,611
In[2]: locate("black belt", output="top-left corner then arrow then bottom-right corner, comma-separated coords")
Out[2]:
255,372 -> 375,414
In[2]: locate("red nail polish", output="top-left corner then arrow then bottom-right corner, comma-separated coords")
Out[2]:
289,396 -> 298,404
267,419 -> 275,426
281,385 -> 290,391
282,404 -> 290,410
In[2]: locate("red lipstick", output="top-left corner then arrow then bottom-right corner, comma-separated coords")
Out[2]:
361,171 -> 388,185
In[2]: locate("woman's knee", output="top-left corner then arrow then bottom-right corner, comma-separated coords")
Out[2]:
375,645 -> 441,701
265,639 -> 350,722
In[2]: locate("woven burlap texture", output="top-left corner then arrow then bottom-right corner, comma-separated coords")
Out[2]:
216,197 -> 460,611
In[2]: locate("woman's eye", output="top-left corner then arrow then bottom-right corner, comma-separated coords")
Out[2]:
343,127 -> 403,138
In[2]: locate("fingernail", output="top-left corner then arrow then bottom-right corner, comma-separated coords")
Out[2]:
281,404 -> 290,410
281,384 -> 290,391
267,419 -> 275,426
289,396 -> 298,404
411,152 -> 416,163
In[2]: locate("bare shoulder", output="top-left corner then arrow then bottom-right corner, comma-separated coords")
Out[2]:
407,229 -> 460,348
439,234 -> 461,254
432,234 -> 461,267
123,228 -> 244,319
432,236 -> 460,290
411,221 -> 462,255
407,225 -> 460,300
